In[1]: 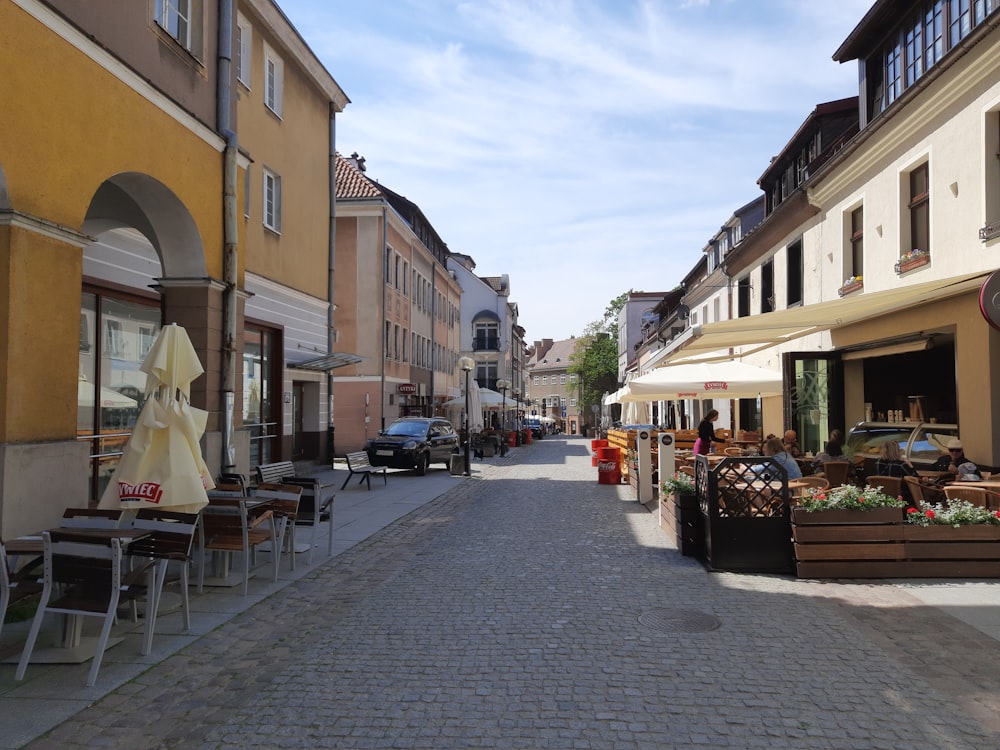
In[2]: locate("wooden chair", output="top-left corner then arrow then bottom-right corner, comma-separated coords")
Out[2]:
1,541 -> 44,645
60,507 -> 124,528
255,483 -> 303,571
678,465 -> 696,479
821,461 -> 852,487
943,485 -> 991,507
15,530 -> 154,687
275,476 -> 336,563
207,483 -> 248,498
866,475 -> 903,499
723,447 -> 744,457
198,497 -> 278,596
126,509 -> 200,654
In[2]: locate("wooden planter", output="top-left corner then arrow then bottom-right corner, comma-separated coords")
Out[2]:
660,492 -> 702,557
838,280 -> 863,297
894,254 -> 930,274
792,507 -> 1000,578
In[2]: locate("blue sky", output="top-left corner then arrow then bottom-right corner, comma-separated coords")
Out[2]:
277,0 -> 875,341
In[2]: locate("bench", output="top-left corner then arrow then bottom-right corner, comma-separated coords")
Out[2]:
256,461 -> 298,487
341,451 -> 388,491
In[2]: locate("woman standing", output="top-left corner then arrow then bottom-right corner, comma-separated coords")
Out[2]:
693,409 -> 728,455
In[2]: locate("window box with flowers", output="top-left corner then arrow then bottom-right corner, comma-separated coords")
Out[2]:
838,276 -> 863,297
894,249 -> 930,275
791,488 -> 1000,577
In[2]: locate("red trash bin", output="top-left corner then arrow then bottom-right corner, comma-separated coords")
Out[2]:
591,438 -> 609,466
508,431 -> 517,448
597,447 -> 622,484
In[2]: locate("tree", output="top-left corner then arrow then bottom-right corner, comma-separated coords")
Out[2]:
568,291 -> 633,426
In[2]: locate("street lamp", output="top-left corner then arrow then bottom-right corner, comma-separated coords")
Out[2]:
496,378 -> 510,457
458,356 -> 475,475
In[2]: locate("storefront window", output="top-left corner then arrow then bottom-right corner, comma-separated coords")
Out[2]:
244,326 -> 278,465
79,292 -> 161,501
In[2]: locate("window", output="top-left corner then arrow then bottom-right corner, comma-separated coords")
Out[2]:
786,239 -> 802,306
264,43 -> 283,116
139,326 -> 157,358
386,249 -> 393,286
737,277 -> 751,318
476,362 -> 497,390
908,162 -> 930,254
236,14 -> 252,87
570,398 -> 577,407
402,262 -> 409,295
569,374 -> 577,382
560,375 -> 566,384
243,166 -> 250,218
984,110 -> 1000,239
262,168 -> 281,232
850,206 -> 864,278
384,322 -> 391,358
394,324 -> 400,360
402,329 -> 408,362
542,376 -> 548,385
473,321 -> 499,351
155,0 -> 192,50
760,261 -> 774,314
105,320 -> 125,358
533,376 -> 539,386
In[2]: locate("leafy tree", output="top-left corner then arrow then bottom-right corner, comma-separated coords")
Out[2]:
569,291 -> 632,425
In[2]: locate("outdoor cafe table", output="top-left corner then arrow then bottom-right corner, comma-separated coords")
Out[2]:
3,527 -> 151,664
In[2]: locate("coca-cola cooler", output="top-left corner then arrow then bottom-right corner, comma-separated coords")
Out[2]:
596,446 -> 621,484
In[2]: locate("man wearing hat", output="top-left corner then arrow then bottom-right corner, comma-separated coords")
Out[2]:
932,438 -> 976,474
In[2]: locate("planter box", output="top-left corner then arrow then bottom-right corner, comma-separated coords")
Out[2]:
838,280 -> 863,297
792,507 -> 1000,578
660,493 -> 702,557
894,254 -> 930,274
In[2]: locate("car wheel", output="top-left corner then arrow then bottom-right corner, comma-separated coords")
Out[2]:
415,452 -> 429,476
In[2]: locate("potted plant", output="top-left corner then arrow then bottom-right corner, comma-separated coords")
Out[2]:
838,275 -> 863,297
894,248 -> 930,274
904,499 -> 1000,541
660,471 -> 701,556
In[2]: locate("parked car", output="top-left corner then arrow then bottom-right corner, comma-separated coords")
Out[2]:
845,420 -> 960,479
524,418 -> 544,439
365,418 -> 459,475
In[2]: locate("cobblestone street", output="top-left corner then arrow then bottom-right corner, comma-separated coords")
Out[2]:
24,437 -> 1000,749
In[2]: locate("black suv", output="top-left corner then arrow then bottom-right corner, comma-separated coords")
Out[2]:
365,418 -> 459,475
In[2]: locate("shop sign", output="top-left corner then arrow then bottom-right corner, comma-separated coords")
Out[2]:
398,383 -> 417,394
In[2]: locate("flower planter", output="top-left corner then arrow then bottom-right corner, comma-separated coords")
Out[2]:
792,507 -> 1000,578
894,254 -> 930,274
660,492 -> 702,556
838,280 -> 863,297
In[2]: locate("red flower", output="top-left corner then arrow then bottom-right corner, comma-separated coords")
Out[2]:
925,509 -> 936,519
907,507 -> 919,514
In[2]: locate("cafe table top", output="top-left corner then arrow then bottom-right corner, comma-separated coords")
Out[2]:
4,527 -> 150,555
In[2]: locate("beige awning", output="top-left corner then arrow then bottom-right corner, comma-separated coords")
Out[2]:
658,271 -> 988,366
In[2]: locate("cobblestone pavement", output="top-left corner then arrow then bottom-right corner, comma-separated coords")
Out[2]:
26,437 -> 1000,749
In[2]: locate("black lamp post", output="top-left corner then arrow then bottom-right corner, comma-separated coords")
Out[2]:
496,378 -> 509,457
458,356 -> 475,475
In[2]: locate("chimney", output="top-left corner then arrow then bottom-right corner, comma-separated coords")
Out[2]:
349,152 -> 367,172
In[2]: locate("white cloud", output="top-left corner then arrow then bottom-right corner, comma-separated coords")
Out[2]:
279,0 -> 874,339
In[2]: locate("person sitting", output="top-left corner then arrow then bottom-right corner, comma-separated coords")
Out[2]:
811,440 -> 845,474
783,429 -> 802,458
758,436 -> 803,481
932,438 -> 978,475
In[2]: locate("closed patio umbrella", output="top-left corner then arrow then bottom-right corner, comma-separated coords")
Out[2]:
100,324 -> 214,514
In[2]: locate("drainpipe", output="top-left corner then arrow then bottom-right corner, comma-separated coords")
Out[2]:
327,109 -> 336,462
218,0 -> 238,471
380,207 -> 387,430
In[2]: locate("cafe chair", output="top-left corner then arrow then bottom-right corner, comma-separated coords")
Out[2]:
723,447 -> 744,457
943,485 -> 991,508
788,476 -> 830,498
866,475 -> 903,499
821,461 -> 852,488
15,530 -> 154,687
208,482 -> 248,498
126,509 -> 200,654
254,483 -> 303,571
273,477 -> 336,563
1,541 -> 44,645
903,476 -> 929,504
60,507 -> 124,528
198,497 -> 278,596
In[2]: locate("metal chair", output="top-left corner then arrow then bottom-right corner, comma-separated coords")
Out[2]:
126,509 -> 200,654
1,541 -> 44,645
15,530 -> 154,687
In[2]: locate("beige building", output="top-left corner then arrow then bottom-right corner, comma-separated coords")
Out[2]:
526,338 -> 582,435
332,154 -> 464,453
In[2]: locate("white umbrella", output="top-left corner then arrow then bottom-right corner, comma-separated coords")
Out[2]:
622,400 -> 651,425
476,388 -> 505,409
100,324 -> 214,514
622,361 -> 782,401
466,379 -> 485,432
78,378 -> 139,409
